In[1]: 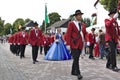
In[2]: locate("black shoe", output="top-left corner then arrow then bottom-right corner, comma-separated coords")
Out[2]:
77,74 -> 83,80
33,61 -> 35,64
112,67 -> 119,72
89,57 -> 95,60
20,56 -> 22,59
35,60 -> 39,62
40,53 -> 43,55
16,54 -> 19,56
71,72 -> 78,76
23,56 -> 25,58
106,66 -> 112,70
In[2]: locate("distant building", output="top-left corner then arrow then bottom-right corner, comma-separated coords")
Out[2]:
47,18 -> 71,33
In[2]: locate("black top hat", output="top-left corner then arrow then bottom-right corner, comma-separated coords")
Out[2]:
21,27 -> 26,30
91,28 -> 95,31
73,10 -> 84,16
108,9 -> 117,16
34,22 -> 38,27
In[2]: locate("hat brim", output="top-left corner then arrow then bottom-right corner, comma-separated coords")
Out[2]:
108,12 -> 116,16
73,13 -> 84,16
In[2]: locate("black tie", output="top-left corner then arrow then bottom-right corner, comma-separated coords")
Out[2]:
78,23 -> 81,32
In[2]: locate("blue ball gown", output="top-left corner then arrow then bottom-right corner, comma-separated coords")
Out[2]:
45,33 -> 71,61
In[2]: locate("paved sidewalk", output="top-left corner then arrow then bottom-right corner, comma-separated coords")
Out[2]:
0,43 -> 120,80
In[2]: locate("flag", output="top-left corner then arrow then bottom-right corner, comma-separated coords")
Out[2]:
45,4 -> 49,24
94,0 -> 99,8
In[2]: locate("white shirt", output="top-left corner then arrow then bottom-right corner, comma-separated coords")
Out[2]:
73,20 -> 81,31
22,31 -> 25,38
73,20 -> 84,42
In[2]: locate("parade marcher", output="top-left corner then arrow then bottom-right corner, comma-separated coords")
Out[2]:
13,30 -> 21,56
87,28 -> 96,60
19,27 -> 29,59
99,30 -> 105,59
94,33 -> 100,57
66,10 -> 87,80
39,34 -> 44,55
45,28 -> 71,60
29,22 -> 42,64
8,35 -> 15,54
105,9 -> 120,72
43,33 -> 51,55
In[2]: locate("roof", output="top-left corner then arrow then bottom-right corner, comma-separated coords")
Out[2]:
47,18 -> 71,30
24,21 -> 34,27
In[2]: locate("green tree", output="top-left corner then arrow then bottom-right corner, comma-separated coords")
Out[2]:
40,20 -> 45,32
48,12 -> 61,26
4,23 -> 12,35
100,0 -> 118,11
82,18 -> 91,27
0,17 -> 5,35
13,18 -> 25,33
25,18 -> 32,23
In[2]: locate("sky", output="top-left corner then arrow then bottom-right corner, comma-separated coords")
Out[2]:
0,0 -> 108,25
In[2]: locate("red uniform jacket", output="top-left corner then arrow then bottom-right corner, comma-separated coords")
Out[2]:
8,35 -> 14,44
87,33 -> 96,45
43,36 -> 51,46
13,32 -> 21,44
50,36 -> 55,44
29,28 -> 42,46
105,18 -> 120,43
66,21 -> 87,49
19,31 -> 29,45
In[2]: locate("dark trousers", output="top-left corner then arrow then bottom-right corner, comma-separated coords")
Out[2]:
13,44 -> 20,55
106,40 -> 117,68
89,44 -> 94,58
32,46 -> 39,61
71,48 -> 81,75
44,46 -> 50,55
20,45 -> 26,58
16,45 -> 20,56
40,46 -> 43,53
10,44 -> 14,54
99,44 -> 105,59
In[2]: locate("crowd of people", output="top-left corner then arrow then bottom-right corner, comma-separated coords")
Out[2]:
6,9 -> 120,80
8,22 -> 71,64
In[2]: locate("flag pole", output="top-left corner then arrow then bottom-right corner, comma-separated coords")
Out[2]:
45,3 -> 47,33
45,20 -> 46,33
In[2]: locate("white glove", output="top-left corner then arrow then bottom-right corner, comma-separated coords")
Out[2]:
18,43 -> 20,45
66,45 -> 70,50
55,39 -> 59,43
9,43 -> 12,45
87,42 -> 90,46
28,44 -> 31,46
14,43 -> 16,45
113,12 -> 119,19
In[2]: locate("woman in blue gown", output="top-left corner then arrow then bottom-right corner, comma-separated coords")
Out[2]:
45,28 -> 71,61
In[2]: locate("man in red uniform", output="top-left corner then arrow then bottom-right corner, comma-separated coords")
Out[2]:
66,10 -> 87,80
105,9 -> 120,72
87,28 -> 96,59
13,31 -> 21,56
43,33 -> 51,55
29,22 -> 42,64
19,27 -> 29,59
8,35 -> 14,54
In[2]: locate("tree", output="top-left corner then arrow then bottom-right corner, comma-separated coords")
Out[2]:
82,18 -> 91,27
13,18 -> 25,33
0,17 -> 5,35
48,12 -> 61,26
100,0 -> 118,11
40,20 -> 45,32
25,18 -> 32,23
4,23 -> 12,35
